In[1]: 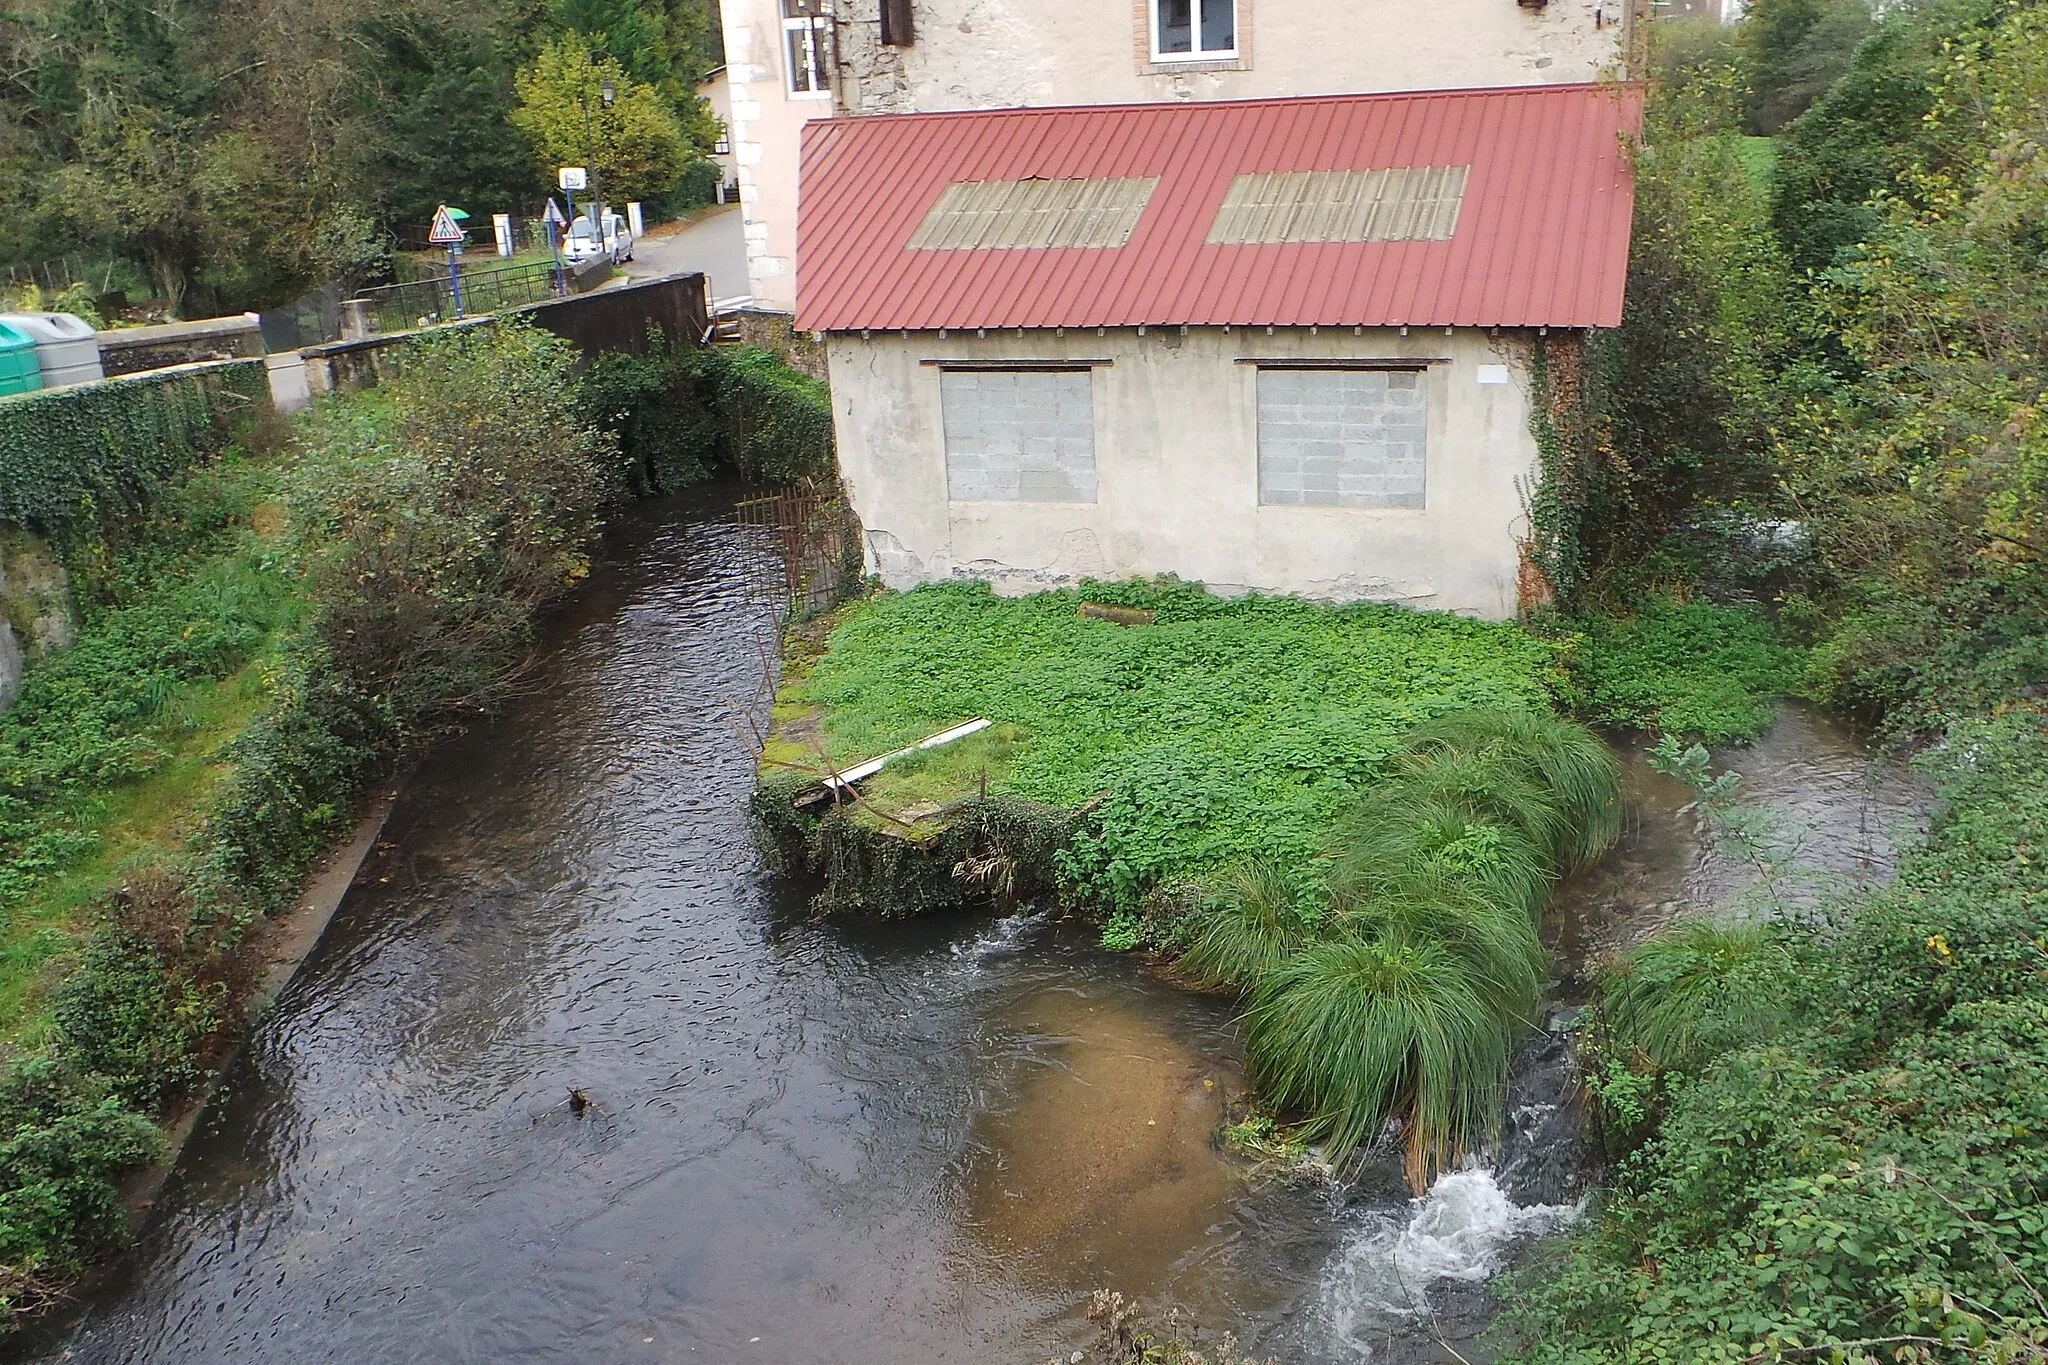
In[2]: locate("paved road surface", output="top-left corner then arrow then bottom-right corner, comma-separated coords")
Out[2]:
628,204 -> 749,302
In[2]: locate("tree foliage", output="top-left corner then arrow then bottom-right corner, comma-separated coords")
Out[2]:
511,34 -> 710,210
0,0 -> 724,312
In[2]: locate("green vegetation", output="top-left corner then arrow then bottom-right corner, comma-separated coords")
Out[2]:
774,578 -> 1557,913
1502,1 -> 2048,1359
1230,709 -> 1619,1186
511,35 -> 716,210
0,362 -> 268,542
1510,713 -> 2048,1365
0,317 -> 690,1329
581,339 -> 837,493
1562,598 -> 1808,743
0,0 -> 724,315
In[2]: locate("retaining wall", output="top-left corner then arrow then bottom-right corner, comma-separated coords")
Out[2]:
301,273 -> 713,396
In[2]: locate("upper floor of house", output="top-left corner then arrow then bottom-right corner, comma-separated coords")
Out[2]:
726,0 -> 1636,119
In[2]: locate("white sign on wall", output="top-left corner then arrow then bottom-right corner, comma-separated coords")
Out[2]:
1476,364 -> 1511,385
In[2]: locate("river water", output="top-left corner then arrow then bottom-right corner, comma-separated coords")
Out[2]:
51,492 -> 1928,1365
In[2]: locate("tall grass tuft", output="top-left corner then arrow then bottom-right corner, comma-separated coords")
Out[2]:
1190,705 -> 1622,1190
1405,707 -> 1623,867
1244,932 -> 1520,1188
1331,866 -> 1547,1017
1602,917 -> 1789,1071
1327,796 -> 1556,922
1175,859 -> 1307,990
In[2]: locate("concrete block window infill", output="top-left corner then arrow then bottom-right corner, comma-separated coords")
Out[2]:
941,369 -> 1098,503
1256,368 -> 1426,509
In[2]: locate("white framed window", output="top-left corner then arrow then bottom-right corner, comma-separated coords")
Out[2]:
1151,0 -> 1236,61
1257,367 -> 1427,509
783,0 -> 832,99
941,369 -> 1097,503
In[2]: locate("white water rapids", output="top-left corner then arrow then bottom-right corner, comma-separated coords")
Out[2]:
1320,1167 -> 1581,1358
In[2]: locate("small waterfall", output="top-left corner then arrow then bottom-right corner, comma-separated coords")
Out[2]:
1318,1018 -> 1588,1359
1320,1168 -> 1580,1356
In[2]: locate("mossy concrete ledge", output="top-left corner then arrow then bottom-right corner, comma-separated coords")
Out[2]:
750,772 -> 1084,917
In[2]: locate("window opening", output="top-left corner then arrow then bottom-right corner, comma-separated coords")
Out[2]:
1153,0 -> 1235,59
783,0 -> 831,97
1257,368 -> 1427,508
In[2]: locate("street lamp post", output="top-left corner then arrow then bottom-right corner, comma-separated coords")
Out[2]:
580,77 -> 618,240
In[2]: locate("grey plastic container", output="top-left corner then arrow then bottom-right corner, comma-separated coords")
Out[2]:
0,311 -> 104,388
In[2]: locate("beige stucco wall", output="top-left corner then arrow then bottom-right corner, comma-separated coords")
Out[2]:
723,0 -> 1633,311
826,325 -> 1543,618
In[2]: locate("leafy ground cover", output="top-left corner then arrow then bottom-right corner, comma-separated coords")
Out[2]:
1560,598 -> 1807,743
771,578 -> 1560,914
0,455 -> 295,1044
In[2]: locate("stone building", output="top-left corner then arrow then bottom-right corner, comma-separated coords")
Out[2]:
795,84 -> 1640,618
720,0 -> 1639,311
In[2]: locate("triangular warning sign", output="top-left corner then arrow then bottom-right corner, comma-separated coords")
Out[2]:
542,199 -> 568,226
428,204 -> 466,244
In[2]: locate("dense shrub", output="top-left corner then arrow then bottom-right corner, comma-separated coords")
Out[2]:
1506,710 -> 2048,1365
579,337 -> 834,492
0,1059 -> 161,1274
287,321 -> 618,732
0,360 -> 268,544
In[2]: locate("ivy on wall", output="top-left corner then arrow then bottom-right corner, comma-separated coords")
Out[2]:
0,361 -> 269,543
579,339 -> 835,493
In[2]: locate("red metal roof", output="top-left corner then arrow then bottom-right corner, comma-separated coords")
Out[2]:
796,84 -> 1641,333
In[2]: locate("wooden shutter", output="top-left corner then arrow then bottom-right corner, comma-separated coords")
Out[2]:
881,0 -> 914,45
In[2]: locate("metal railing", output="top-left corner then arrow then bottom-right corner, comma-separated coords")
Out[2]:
352,259 -> 565,335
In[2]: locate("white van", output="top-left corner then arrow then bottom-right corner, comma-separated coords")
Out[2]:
564,211 -> 634,265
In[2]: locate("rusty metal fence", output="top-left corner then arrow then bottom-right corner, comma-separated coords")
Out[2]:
734,480 -> 865,623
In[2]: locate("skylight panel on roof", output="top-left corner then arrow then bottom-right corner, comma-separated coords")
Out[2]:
906,177 -> 1161,251
1207,166 -> 1471,245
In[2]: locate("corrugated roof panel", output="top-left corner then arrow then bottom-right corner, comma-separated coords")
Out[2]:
797,84 -> 1637,332
905,176 -> 1160,250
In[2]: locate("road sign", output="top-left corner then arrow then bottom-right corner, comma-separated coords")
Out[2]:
543,198 -> 568,227
557,166 -> 588,191
428,204 -> 466,245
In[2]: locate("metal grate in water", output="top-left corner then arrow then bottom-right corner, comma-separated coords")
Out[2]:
733,480 -> 865,624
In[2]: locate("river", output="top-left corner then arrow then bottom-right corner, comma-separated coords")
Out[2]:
49,490 -> 1928,1365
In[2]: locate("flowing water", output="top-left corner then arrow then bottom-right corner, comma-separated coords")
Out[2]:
48,491 -> 1929,1365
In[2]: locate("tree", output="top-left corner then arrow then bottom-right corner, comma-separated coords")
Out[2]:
1741,0 -> 1878,134
550,0 -> 664,85
511,34 -> 693,208
356,14 -> 540,230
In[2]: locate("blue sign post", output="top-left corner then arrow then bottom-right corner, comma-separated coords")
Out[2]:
429,204 -> 467,318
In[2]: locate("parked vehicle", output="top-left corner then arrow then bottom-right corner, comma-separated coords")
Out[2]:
564,211 -> 634,265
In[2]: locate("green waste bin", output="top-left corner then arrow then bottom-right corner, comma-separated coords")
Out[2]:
0,319 -> 40,397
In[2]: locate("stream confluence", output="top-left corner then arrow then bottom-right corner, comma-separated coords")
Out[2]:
52,492 -> 1928,1364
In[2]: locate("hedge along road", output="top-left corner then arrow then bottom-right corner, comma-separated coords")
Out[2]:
48,488 -> 1930,1365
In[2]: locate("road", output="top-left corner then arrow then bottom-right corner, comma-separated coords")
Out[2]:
628,203 -> 749,302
